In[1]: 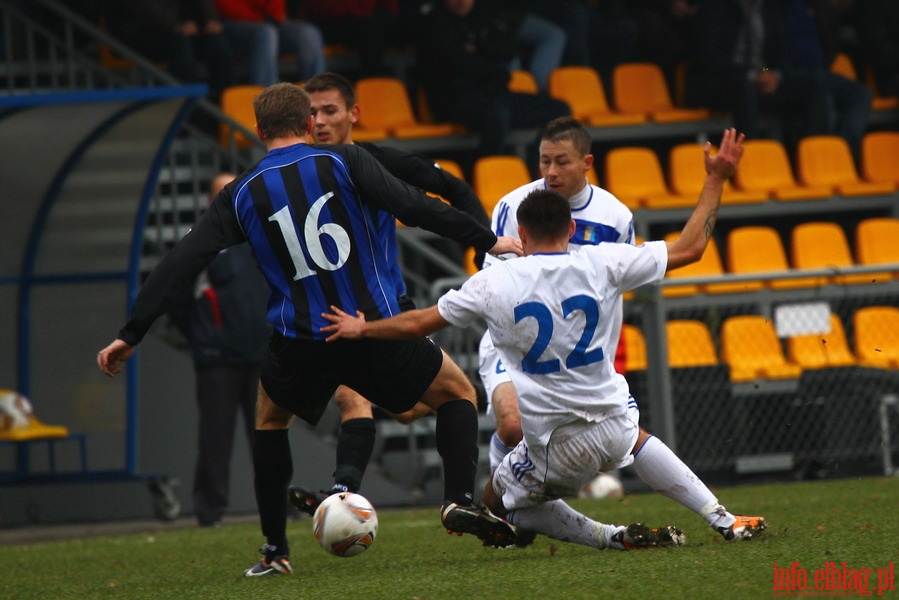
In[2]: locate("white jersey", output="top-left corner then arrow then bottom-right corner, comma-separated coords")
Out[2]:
483,179 -> 635,268
479,180 -> 635,403
439,241 -> 668,447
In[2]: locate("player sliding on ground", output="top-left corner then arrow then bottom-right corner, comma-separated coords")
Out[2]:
322,128 -> 766,550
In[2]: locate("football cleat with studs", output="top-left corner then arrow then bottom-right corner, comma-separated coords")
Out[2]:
288,486 -> 331,517
243,545 -> 293,577
717,515 -> 767,541
609,523 -> 686,550
440,502 -> 520,548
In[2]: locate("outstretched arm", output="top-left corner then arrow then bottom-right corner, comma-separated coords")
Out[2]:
666,128 -> 745,271
321,305 -> 450,341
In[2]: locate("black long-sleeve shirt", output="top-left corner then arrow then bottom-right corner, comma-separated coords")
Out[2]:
119,143 -> 497,345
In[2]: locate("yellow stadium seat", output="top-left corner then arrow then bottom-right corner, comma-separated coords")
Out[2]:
790,222 -> 870,286
663,233 -> 751,295
854,306 -> 899,369
473,155 -> 532,217
727,226 -> 815,290
355,77 -> 457,139
612,62 -> 711,123
861,132 -> 899,186
667,320 -> 719,367
548,66 -> 646,127
604,147 -> 693,209
855,217 -> 899,282
787,313 -> 856,369
434,159 -> 466,182
830,52 -> 899,111
508,70 -> 539,94
668,143 -> 767,205
797,135 -> 896,197
720,315 -> 803,382
219,85 -> 265,148
733,139 -> 832,200
622,324 -> 647,371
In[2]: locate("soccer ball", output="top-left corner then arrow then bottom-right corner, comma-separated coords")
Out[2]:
312,492 -> 378,557
0,389 -> 34,431
579,472 -> 625,499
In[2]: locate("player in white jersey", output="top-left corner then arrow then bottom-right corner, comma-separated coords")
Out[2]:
480,117 -> 634,473
322,129 -> 767,549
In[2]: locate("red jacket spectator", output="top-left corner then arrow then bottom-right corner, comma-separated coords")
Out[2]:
215,0 -> 285,22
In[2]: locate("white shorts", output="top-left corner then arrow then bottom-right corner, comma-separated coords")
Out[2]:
478,331 -> 511,419
492,408 -> 639,512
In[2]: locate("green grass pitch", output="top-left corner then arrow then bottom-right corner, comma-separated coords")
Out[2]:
1,476 -> 897,599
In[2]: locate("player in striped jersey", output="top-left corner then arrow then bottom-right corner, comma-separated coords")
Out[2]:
97,83 -> 526,576
322,129 -> 766,549
287,72 -> 492,516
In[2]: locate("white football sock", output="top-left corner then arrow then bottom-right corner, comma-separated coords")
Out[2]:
632,435 -> 734,529
488,431 -> 513,473
507,499 -> 612,549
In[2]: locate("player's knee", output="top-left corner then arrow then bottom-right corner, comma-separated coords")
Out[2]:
390,402 -> 432,424
483,475 -> 507,517
334,387 -> 374,421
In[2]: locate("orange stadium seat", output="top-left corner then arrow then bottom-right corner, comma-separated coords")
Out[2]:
612,62 -> 711,123
720,315 -> 803,382
797,135 -> 896,197
219,85 -> 265,148
854,306 -> 899,369
472,155 -> 531,217
733,140 -> 832,200
787,313 -> 856,369
621,324 -> 647,371
548,66 -> 646,127
508,70 -> 539,94
727,226 -> 815,290
790,222 -> 870,286
855,217 -> 899,282
663,233 -> 751,295
861,132 -> 899,186
668,143 -> 767,205
667,320 -> 719,368
355,77 -> 457,139
604,147 -> 693,209
830,52 -> 899,111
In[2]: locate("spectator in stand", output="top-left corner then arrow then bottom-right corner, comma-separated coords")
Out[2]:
491,1 -> 566,93
413,0 -> 570,160
685,0 -> 830,149
527,0 -> 638,90
854,0 -> 899,98
215,0 -> 325,85
106,0 -> 234,100
632,0 -> 699,93
304,1 -> 400,79
782,0 -> 871,166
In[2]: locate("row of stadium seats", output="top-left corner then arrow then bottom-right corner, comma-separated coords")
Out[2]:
461,132 -> 899,214
662,217 -> 899,296
216,63 -> 720,149
218,57 -> 898,148
623,305 -> 899,383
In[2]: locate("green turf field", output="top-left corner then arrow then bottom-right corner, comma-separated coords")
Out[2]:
1,477 -> 896,599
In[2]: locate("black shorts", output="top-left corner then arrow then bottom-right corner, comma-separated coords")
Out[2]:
259,332 -> 443,425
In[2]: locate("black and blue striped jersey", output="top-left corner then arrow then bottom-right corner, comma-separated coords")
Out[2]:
119,143 -> 497,344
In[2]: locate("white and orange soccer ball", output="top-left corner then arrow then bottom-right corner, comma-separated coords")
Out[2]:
312,492 -> 378,557
0,389 -> 34,431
